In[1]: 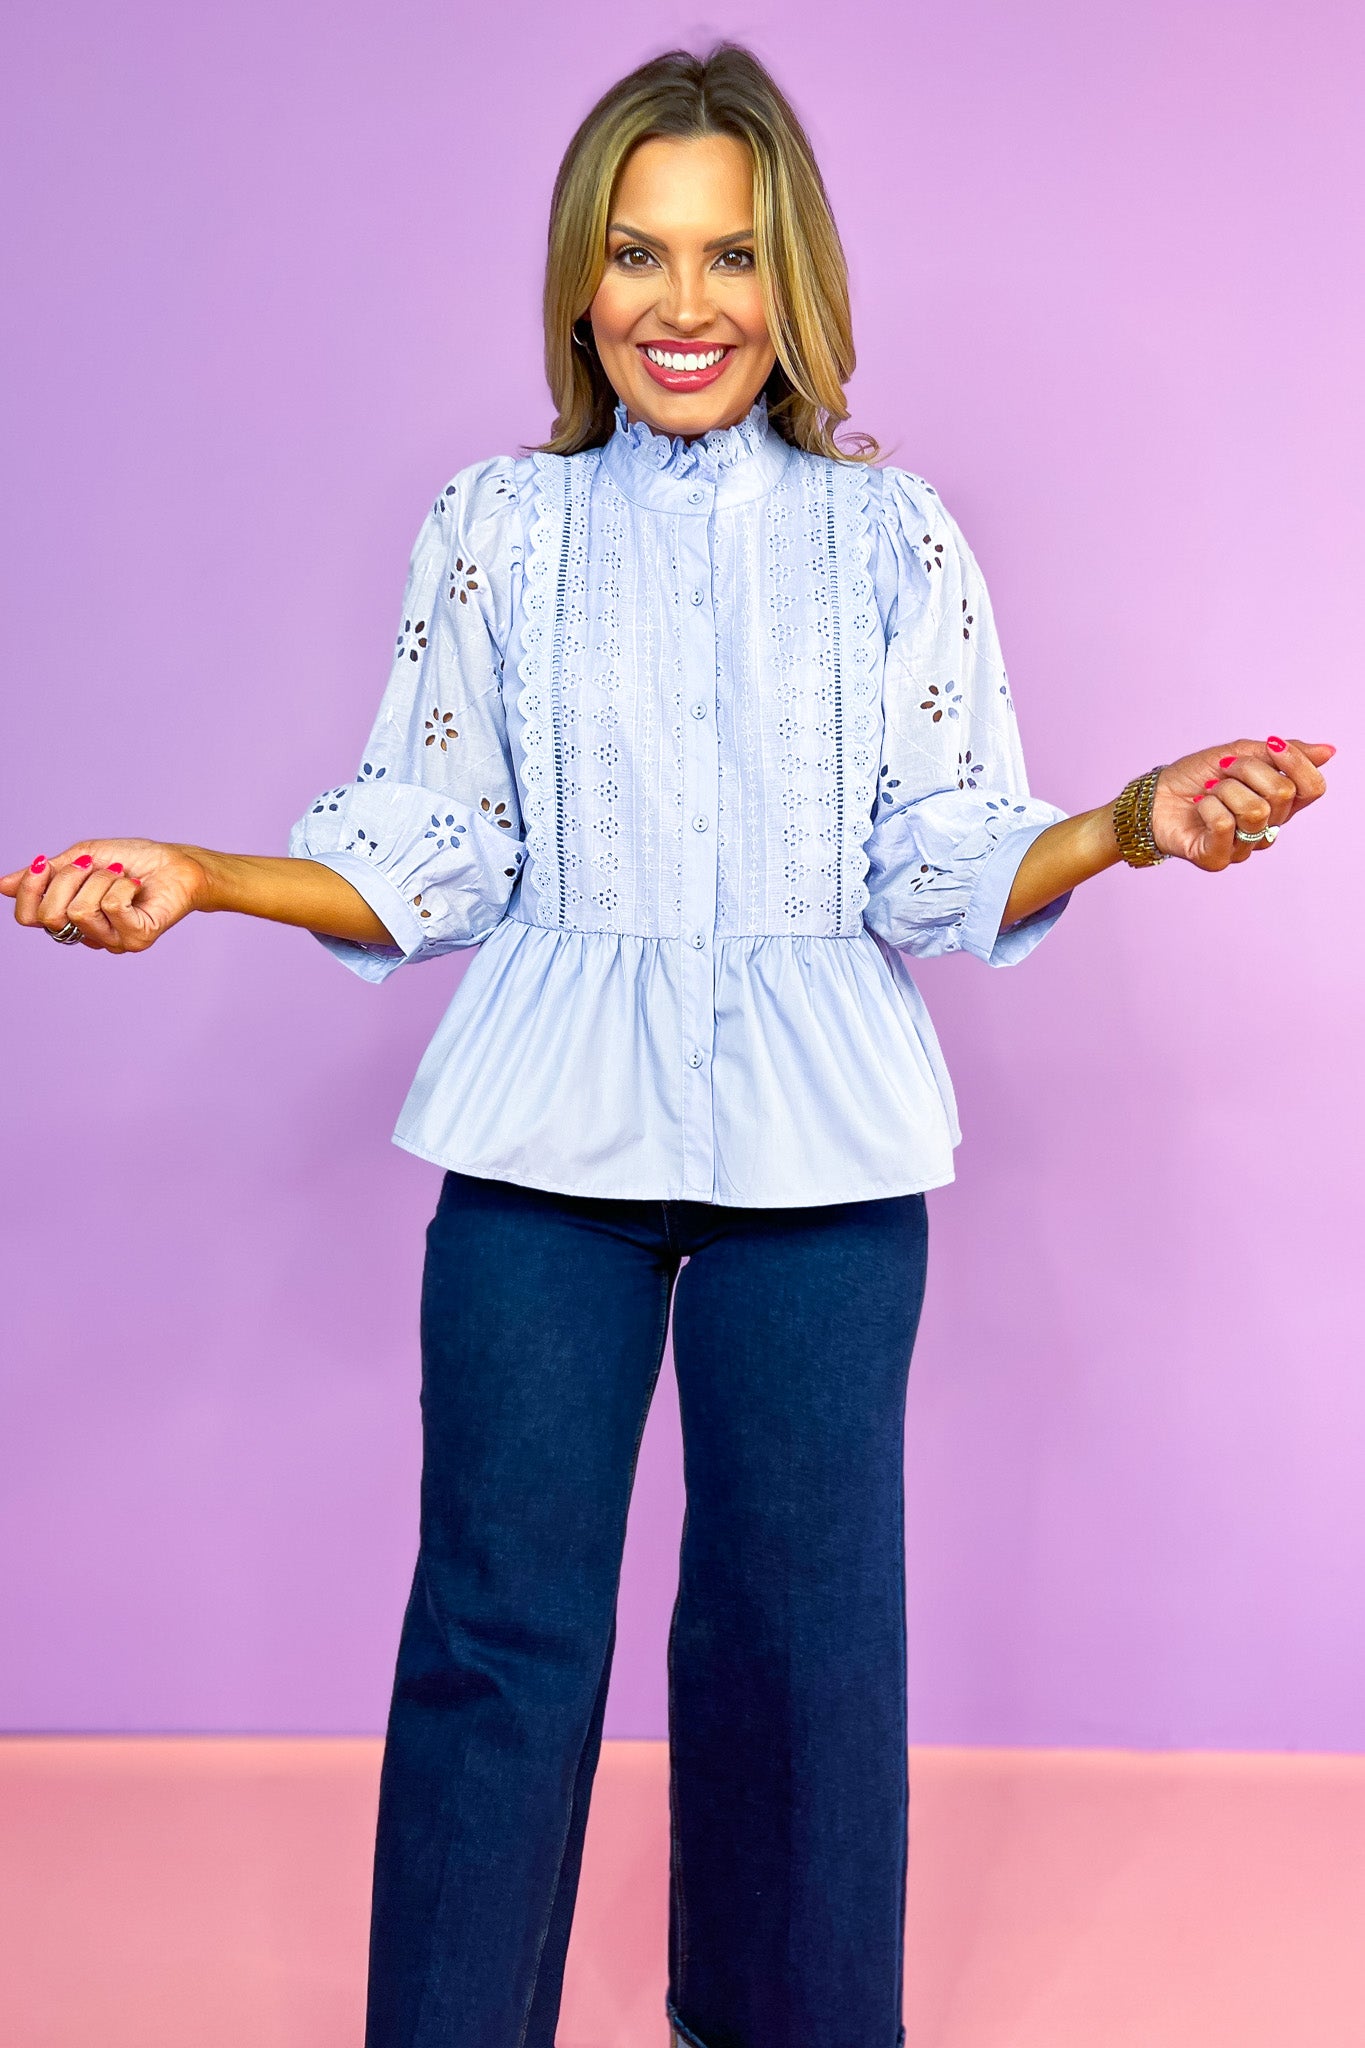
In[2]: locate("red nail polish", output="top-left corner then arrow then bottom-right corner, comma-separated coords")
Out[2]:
1267,735 -> 1286,751
1204,777 -> 1220,788
30,855 -> 47,873
1219,755 -> 1236,768
73,854 -> 93,868
128,875 -> 142,886
107,862 -> 124,874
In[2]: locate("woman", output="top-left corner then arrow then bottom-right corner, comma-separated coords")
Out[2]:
2,41 -> 1333,2048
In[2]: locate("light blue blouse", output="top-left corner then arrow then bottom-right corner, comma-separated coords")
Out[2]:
290,395 -> 1070,1206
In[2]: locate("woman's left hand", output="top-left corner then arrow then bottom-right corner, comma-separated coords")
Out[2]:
1151,736 -> 1334,867
999,735 -> 1333,931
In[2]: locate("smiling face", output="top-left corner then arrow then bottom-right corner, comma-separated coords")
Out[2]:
586,132 -> 778,440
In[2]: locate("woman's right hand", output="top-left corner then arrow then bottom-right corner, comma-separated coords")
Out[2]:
0,841 -> 208,953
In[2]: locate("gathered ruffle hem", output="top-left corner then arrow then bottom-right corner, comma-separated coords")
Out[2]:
388,915 -> 967,1207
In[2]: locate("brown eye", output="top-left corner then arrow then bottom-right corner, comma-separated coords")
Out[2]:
716,248 -> 755,270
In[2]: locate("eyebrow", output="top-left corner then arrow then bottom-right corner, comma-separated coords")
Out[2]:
607,221 -> 755,254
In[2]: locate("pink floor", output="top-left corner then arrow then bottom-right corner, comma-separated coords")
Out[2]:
2,1740 -> 1363,2047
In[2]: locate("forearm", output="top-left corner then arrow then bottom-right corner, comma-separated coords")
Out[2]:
1000,804 -> 1123,930
186,847 -> 395,945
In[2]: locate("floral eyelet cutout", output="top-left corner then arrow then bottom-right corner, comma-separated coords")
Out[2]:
984,798 -> 1032,834
397,619 -> 427,664
424,813 -> 468,853
962,598 -> 973,641
310,784 -> 349,814
919,681 -> 963,723
425,708 -> 459,750
480,796 -> 514,831
449,557 -> 480,605
412,891 -> 433,921
920,534 -> 945,572
957,750 -> 980,791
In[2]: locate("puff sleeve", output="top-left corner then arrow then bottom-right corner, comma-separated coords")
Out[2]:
289,459 -> 526,983
862,468 -> 1071,966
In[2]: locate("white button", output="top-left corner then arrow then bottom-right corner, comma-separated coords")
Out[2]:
690,589 -> 704,605
692,814 -> 708,832
690,931 -> 705,949
687,1049 -> 703,1068
690,701 -> 707,719
687,488 -> 705,505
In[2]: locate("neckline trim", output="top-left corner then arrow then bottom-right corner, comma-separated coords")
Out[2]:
611,394 -> 771,480
598,392 -> 793,510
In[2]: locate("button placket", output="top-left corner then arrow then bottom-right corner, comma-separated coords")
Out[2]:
678,484 -> 719,1199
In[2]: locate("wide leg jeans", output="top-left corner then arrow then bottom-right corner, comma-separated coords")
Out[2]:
365,1168 -> 929,2048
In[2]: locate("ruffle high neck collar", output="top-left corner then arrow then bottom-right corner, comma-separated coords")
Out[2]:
597,390 -> 793,511
610,394 -> 772,481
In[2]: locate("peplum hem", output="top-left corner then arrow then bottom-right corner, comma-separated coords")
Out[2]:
391,918 -> 966,1208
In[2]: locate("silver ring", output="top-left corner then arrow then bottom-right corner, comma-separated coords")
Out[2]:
49,920 -> 83,945
1234,826 -> 1268,844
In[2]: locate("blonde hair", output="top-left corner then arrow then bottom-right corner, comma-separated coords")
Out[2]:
539,43 -> 877,463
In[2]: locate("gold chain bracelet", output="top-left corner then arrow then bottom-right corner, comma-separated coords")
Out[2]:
1112,765 -> 1169,867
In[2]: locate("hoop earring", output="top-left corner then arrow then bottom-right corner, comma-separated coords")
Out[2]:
572,317 -> 595,352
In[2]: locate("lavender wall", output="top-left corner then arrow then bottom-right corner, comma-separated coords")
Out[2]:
2,0 -> 1361,1747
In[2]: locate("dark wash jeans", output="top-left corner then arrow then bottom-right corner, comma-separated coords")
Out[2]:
366,1168 -> 929,2048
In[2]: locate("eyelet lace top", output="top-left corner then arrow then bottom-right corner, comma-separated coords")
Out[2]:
289,395 -> 1070,1205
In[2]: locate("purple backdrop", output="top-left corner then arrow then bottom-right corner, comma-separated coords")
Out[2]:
1,0 -> 1361,1747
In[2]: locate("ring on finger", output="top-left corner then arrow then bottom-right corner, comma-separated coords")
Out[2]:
49,920 -> 83,944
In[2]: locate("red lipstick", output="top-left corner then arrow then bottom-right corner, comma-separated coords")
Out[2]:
636,342 -> 734,392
